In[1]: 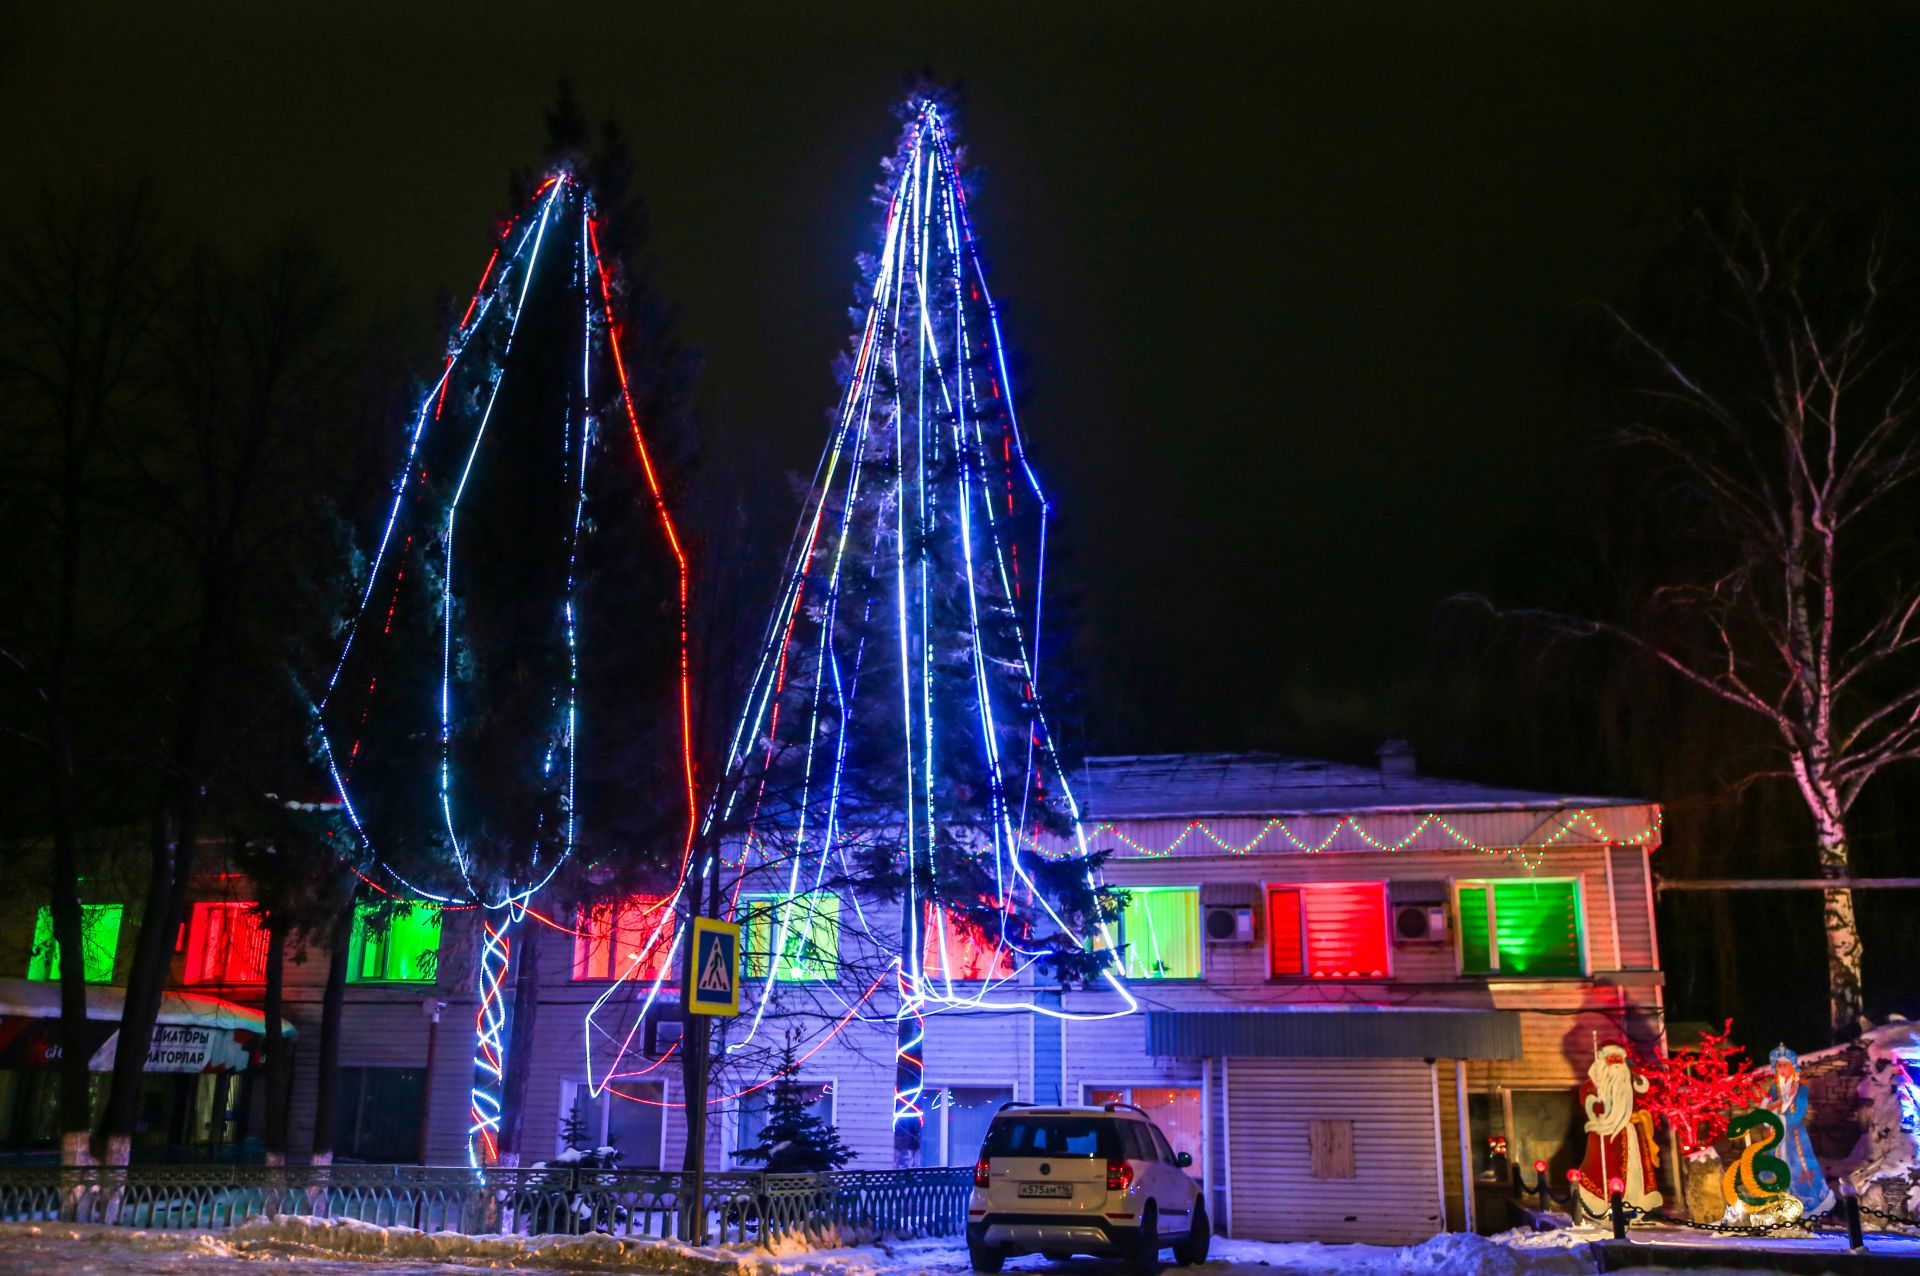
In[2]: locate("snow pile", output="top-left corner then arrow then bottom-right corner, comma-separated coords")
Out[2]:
0,1222 -> 240,1258
0,1222 -> 1616,1276
220,1215 -> 763,1273
1201,1232 -> 1594,1275
1836,1017 -> 1920,1219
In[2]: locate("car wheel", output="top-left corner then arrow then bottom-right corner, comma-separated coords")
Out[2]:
968,1241 -> 1007,1274
1172,1206 -> 1210,1266
1128,1203 -> 1162,1276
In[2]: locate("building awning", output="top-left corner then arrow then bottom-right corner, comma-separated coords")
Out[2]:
1146,1007 -> 1522,1060
0,977 -> 293,1073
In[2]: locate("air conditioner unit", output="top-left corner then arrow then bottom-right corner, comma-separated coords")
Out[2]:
1204,905 -> 1255,944
643,1011 -> 685,1060
1393,903 -> 1449,945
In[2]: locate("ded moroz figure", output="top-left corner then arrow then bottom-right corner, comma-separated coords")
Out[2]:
1576,1042 -> 1664,1218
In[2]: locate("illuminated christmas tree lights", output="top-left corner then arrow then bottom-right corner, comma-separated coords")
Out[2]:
316,173 -> 690,1166
695,97 -> 1135,1161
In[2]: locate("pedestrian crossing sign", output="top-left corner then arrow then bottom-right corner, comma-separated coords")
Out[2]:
688,917 -> 741,1016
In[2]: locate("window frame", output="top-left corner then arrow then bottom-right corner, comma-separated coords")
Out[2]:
183,901 -> 270,986
1474,1084 -> 1584,1186
726,1075 -> 836,1169
572,894 -> 677,984
346,901 -> 443,986
1114,884 -> 1202,981
334,1065 -> 425,1162
922,903 -> 1015,983
1081,1081 -> 1206,1177
739,892 -> 841,983
1452,877 -> 1587,978
556,1076 -> 670,1168
1263,881 -> 1392,981
925,1080 -> 1017,1166
26,903 -> 123,985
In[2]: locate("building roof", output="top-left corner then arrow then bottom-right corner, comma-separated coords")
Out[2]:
1080,751 -> 1646,820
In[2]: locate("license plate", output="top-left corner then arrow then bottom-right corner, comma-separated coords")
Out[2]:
1018,1183 -> 1072,1199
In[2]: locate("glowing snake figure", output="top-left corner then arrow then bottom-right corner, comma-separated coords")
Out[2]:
687,98 -> 1137,1160
1722,1108 -> 1802,1222
316,174 -> 691,1166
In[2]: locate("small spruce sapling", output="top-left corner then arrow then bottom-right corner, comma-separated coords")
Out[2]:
546,1107 -> 622,1169
733,1032 -> 856,1173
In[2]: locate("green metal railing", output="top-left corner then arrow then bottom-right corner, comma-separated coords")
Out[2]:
0,1164 -> 972,1245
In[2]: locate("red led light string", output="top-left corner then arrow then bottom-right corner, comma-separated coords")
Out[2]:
601,970 -> 887,1108
586,215 -> 696,869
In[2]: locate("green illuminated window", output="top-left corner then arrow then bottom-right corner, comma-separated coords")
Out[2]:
347,902 -> 441,984
741,893 -> 839,982
1457,880 -> 1582,977
27,904 -> 123,984
1117,886 -> 1200,979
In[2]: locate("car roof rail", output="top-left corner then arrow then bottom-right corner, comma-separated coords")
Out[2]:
1103,1101 -> 1151,1117
995,1100 -> 1040,1113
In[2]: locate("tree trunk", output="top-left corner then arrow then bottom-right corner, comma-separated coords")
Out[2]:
104,567 -> 226,1164
47,460 -> 94,1165
262,918 -> 289,1165
1818,829 -> 1867,1041
45,802 -> 95,1166
100,796 -> 196,1165
893,895 -> 924,1168
309,911 -> 351,1166
493,919 -> 541,1166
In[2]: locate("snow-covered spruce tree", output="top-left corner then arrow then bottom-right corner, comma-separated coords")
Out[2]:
733,1033 -> 856,1174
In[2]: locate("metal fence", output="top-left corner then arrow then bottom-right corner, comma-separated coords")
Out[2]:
0,1164 -> 972,1246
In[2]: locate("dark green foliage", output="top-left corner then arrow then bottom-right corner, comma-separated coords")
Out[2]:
732,1033 -> 855,1174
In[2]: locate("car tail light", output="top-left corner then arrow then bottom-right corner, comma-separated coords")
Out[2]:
974,1156 -> 990,1188
1106,1159 -> 1133,1192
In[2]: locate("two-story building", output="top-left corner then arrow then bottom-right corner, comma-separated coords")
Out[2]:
1010,749 -> 1665,1242
0,747 -> 1665,1247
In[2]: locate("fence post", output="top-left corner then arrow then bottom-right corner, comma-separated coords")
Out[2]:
1608,1183 -> 1628,1242
1839,1181 -> 1865,1252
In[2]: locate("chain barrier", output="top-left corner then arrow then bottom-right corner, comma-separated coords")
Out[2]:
1564,1185 -> 1888,1239
1859,1201 -> 1920,1232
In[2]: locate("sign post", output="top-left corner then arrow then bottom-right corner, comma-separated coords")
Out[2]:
681,915 -> 740,1243
687,918 -> 742,1018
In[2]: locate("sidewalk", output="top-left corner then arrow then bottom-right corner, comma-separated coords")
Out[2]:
1591,1224 -> 1920,1272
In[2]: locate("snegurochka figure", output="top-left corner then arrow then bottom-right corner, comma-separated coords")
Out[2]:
1763,1044 -> 1835,1215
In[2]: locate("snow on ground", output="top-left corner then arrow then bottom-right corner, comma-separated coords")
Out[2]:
0,1219 -> 1867,1276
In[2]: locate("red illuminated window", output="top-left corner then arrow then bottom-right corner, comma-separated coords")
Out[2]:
573,895 -> 676,982
1268,883 -> 1389,979
185,901 -> 269,984
923,903 -> 1015,981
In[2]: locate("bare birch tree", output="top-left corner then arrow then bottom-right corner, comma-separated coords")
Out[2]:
1472,204 -> 1920,1040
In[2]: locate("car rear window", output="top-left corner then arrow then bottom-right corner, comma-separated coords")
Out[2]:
982,1116 -> 1118,1159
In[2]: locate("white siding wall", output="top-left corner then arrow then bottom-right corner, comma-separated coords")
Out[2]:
1226,1059 -> 1445,1245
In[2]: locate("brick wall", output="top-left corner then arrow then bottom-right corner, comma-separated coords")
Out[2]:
1801,1043 -> 1869,1162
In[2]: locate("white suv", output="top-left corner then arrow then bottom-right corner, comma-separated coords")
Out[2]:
966,1103 -> 1208,1274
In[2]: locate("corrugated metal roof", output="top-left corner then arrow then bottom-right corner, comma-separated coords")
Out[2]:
1146,1007 -> 1522,1060
1081,752 -> 1645,820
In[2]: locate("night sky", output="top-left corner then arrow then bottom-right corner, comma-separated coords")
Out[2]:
11,1 -> 1920,757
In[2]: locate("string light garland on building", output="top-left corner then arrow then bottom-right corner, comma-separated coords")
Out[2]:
1028,807 -> 1661,869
